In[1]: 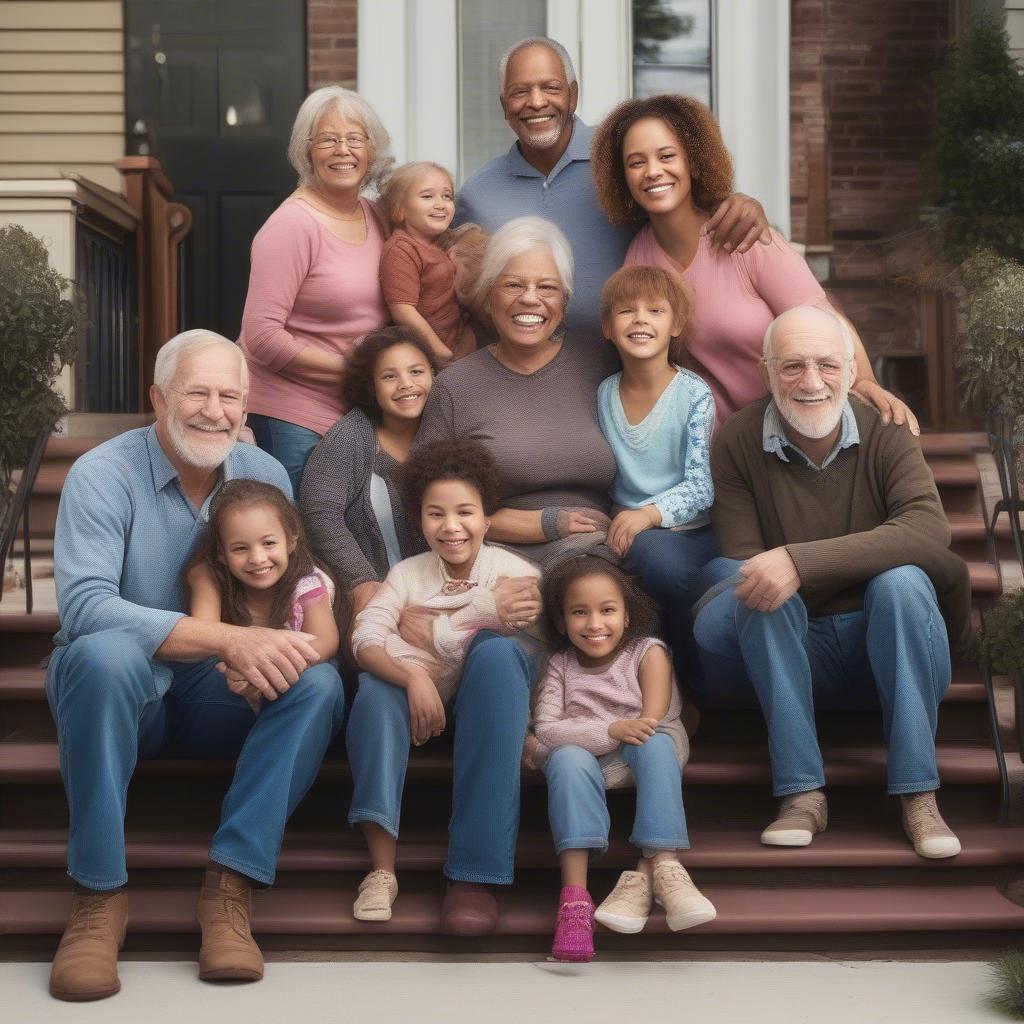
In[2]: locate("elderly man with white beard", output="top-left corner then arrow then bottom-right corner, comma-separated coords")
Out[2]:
45,330 -> 344,1002
691,306 -> 974,860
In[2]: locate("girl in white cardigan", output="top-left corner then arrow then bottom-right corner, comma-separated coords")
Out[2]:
347,438 -> 541,922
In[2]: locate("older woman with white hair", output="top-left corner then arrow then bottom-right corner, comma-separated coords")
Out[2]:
415,215 -> 618,570
238,85 -> 394,492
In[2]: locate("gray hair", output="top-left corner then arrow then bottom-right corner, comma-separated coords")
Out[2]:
473,216 -> 574,310
498,37 -> 577,94
762,306 -> 856,361
153,329 -> 248,393
286,85 -> 393,190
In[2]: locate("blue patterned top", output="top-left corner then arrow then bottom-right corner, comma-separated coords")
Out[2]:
597,367 -> 716,530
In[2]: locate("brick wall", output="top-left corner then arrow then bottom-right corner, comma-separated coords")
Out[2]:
790,0 -> 953,364
307,0 -> 358,90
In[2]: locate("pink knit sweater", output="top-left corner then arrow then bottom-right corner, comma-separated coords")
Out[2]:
238,197 -> 389,435
532,637 -> 688,789
625,224 -> 827,428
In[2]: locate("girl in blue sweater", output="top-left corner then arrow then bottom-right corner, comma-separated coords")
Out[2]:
597,265 -> 718,671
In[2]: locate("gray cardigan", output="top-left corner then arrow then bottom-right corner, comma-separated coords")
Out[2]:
300,407 -> 422,591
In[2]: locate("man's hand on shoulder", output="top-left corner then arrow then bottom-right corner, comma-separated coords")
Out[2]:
219,625 -> 320,702
706,193 -> 771,253
734,547 -> 801,613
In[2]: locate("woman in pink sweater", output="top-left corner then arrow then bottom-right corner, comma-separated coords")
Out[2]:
238,86 -> 393,493
591,95 -> 919,432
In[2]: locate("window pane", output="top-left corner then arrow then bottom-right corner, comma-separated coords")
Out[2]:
458,0 -> 546,181
633,0 -> 712,105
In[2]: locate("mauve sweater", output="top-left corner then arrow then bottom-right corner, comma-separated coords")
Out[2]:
238,197 -> 389,435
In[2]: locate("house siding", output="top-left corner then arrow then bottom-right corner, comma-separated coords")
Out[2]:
0,1 -> 125,192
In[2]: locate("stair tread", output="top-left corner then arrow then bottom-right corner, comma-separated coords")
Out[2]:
3,883 -> 1023,935
2,822 -> 1023,870
919,433 -> 988,456
0,739 -> 1000,786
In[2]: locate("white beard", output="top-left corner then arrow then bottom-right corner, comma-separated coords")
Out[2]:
515,111 -> 570,150
164,414 -> 234,470
776,377 -> 851,440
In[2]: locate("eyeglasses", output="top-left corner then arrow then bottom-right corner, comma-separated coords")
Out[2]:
764,357 -> 848,381
309,132 -> 368,151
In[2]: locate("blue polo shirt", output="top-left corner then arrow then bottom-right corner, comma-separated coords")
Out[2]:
455,116 -> 639,345
48,425 -> 291,695
762,399 -> 860,470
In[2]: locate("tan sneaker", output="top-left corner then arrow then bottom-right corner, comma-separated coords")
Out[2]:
653,861 -> 717,931
901,791 -> 961,859
761,789 -> 828,846
594,870 -> 652,934
49,888 -> 128,1001
196,868 -> 264,982
353,869 -> 398,922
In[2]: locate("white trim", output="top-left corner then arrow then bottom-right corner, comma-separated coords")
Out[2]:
576,0 -> 632,124
358,0 -> 409,170
714,0 -> 791,236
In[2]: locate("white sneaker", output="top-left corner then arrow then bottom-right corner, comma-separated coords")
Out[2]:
353,869 -> 398,921
761,789 -> 828,847
652,861 -> 717,931
594,870 -> 652,934
901,792 -> 961,859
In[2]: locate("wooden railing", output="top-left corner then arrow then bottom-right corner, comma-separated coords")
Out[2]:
116,157 -> 193,410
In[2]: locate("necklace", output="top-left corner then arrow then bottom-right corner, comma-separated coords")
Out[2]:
437,555 -> 477,596
298,189 -> 364,222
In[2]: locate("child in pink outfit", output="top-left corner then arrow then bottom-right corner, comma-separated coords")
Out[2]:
530,556 -> 715,962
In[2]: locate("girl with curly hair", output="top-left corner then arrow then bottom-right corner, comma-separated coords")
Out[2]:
591,94 -> 918,431
528,556 -> 711,962
344,437 -> 542,926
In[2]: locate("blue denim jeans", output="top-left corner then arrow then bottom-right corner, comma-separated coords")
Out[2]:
247,413 -> 322,496
345,633 -> 533,885
622,525 -> 720,680
691,560 -> 951,796
45,630 -> 345,890
543,734 -> 689,855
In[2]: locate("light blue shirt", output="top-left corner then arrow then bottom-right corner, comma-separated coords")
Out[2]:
48,425 -> 292,695
762,399 -> 860,469
455,116 -> 639,343
597,367 -> 715,530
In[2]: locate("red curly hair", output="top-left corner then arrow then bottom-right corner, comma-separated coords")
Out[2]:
591,94 -> 734,225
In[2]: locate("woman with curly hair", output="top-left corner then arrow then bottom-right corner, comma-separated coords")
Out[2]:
591,94 -> 918,430
344,438 -> 542,930
239,86 -> 396,492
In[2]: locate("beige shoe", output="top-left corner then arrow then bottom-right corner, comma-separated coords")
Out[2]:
196,868 -> 264,982
49,888 -> 128,1001
901,791 -> 961,859
761,789 -> 828,846
353,869 -> 398,922
594,870 -> 652,934
653,861 -> 717,931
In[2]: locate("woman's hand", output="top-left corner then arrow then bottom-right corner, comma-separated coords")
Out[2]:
493,575 -> 542,630
706,193 -> 772,253
397,605 -> 443,655
608,717 -> 659,745
850,379 -> 920,435
406,668 -> 446,746
606,507 -> 660,556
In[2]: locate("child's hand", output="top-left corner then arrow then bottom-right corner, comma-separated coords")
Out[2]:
220,662 -> 264,714
493,576 -> 542,630
608,717 -> 659,745
406,669 -> 446,746
397,605 -> 443,656
606,507 -> 660,556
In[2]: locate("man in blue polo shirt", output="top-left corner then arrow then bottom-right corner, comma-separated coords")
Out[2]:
45,330 -> 345,1001
456,36 -> 771,342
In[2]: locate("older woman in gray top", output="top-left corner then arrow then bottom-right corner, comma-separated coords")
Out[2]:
300,327 -> 435,621
415,216 -> 618,570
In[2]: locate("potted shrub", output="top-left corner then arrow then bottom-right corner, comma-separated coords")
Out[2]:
0,223 -> 84,573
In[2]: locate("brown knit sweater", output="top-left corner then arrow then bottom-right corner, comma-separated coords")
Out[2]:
710,397 -> 974,654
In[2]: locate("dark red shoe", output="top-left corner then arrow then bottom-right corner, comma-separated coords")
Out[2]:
440,882 -> 499,936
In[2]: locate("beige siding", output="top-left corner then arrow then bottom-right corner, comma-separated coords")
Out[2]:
0,1 -> 124,192
1008,2 -> 1024,67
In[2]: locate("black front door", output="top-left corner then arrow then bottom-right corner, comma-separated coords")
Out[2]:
126,1 -> 306,338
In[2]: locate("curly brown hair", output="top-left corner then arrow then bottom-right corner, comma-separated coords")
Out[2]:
340,326 -> 437,420
402,437 -> 501,517
543,555 -> 662,655
599,265 -> 695,366
591,94 -> 734,225
187,480 -> 315,629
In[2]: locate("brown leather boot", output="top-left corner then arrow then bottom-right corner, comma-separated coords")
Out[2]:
196,867 -> 264,982
49,888 -> 128,1001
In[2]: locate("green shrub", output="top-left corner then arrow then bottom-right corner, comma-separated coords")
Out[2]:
981,589 -> 1024,677
988,950 -> 1024,1019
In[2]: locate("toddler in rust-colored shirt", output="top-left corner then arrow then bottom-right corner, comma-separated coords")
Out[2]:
378,161 -> 484,366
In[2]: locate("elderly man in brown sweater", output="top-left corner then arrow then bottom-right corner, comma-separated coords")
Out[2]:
692,305 -> 972,859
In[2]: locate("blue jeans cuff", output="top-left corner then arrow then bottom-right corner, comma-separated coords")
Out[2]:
347,808 -> 399,838
208,849 -> 275,887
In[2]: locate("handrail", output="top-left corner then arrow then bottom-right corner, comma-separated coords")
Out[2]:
986,408 -> 1024,571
